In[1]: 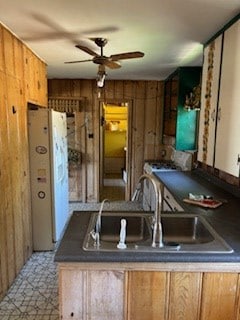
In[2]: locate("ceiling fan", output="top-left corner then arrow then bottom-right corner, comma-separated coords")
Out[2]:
64,37 -> 145,69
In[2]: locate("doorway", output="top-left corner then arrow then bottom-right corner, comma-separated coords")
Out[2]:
100,102 -> 130,201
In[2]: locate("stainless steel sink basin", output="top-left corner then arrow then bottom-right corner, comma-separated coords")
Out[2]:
83,212 -> 233,253
96,214 -> 151,243
162,215 -> 214,244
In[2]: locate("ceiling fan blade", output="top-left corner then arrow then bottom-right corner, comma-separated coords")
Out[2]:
75,44 -> 99,57
31,13 -> 66,32
110,51 -> 144,61
64,59 -> 92,64
103,60 -> 121,69
22,33 -> 65,41
82,26 -> 119,35
26,13 -> 118,43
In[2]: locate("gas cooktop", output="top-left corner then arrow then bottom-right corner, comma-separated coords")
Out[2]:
144,161 -> 182,174
150,162 -> 180,170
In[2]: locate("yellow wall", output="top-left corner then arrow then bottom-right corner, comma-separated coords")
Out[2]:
104,104 -> 127,158
105,131 -> 126,157
104,104 -> 127,132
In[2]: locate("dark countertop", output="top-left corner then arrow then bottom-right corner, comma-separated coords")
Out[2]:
55,169 -> 240,263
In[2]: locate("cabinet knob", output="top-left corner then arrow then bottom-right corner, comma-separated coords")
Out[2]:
211,109 -> 216,122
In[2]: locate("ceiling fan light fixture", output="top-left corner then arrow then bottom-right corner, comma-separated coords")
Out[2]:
97,70 -> 106,88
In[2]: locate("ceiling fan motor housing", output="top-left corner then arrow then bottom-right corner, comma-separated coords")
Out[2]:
94,38 -> 108,48
93,56 -> 109,65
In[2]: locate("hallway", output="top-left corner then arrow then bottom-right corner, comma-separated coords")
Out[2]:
101,173 -> 125,201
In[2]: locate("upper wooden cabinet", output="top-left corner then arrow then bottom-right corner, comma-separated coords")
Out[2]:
23,47 -> 48,107
198,17 -> 240,177
163,67 -> 202,151
215,19 -> 240,176
197,34 -> 223,167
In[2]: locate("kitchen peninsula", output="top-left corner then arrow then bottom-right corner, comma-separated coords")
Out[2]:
55,169 -> 240,320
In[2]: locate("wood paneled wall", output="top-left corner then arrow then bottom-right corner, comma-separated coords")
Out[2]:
0,23 -> 47,299
48,79 -> 165,202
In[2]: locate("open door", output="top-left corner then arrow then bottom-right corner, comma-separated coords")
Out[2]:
100,101 -> 131,201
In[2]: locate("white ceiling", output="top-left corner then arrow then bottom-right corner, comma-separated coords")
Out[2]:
0,0 -> 239,80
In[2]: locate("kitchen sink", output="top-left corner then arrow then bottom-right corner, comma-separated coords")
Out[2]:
83,212 -> 233,253
95,214 -> 151,243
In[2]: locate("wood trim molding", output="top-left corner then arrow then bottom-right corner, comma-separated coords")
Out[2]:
57,262 -> 240,273
48,97 -> 87,113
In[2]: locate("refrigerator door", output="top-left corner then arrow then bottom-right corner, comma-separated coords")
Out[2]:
28,108 -> 68,250
50,109 -> 69,242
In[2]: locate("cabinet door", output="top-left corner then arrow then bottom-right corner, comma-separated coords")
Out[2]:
127,271 -> 168,319
197,34 -> 222,166
127,271 -> 202,320
200,273 -> 239,320
59,269 -> 125,320
215,20 -> 240,177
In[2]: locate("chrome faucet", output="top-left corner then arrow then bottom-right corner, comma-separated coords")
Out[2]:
94,199 -> 110,247
134,174 -> 164,248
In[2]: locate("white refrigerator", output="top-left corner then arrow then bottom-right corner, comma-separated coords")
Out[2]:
28,107 -> 69,251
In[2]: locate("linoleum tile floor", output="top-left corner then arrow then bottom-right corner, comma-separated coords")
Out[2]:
0,199 -> 143,319
0,251 -> 58,320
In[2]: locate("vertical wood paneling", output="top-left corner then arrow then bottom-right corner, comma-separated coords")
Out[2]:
92,81 -> 101,202
58,267 -> 240,320
3,28 -> 14,76
0,22 -> 47,299
127,271 -> 168,320
48,79 -> 164,201
78,110 -> 87,202
237,274 -> 240,320
144,81 -> 159,159
104,80 -> 115,100
3,75 -> 18,287
87,270 -> 125,320
123,81 -> 134,199
82,80 -> 97,202
200,272 -> 239,320
0,26 -> 5,72
59,268 -> 125,320
13,37 -> 24,80
154,81 -> 164,158
131,81 -> 146,191
23,47 -> 47,106
114,80 -> 124,100
0,71 -> 10,295
168,272 -> 202,320
6,76 -> 24,275
71,79 -> 81,97
59,268 -> 86,319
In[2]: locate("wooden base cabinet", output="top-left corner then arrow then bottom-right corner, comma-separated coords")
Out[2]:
58,264 -> 240,320
128,272 -> 239,320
